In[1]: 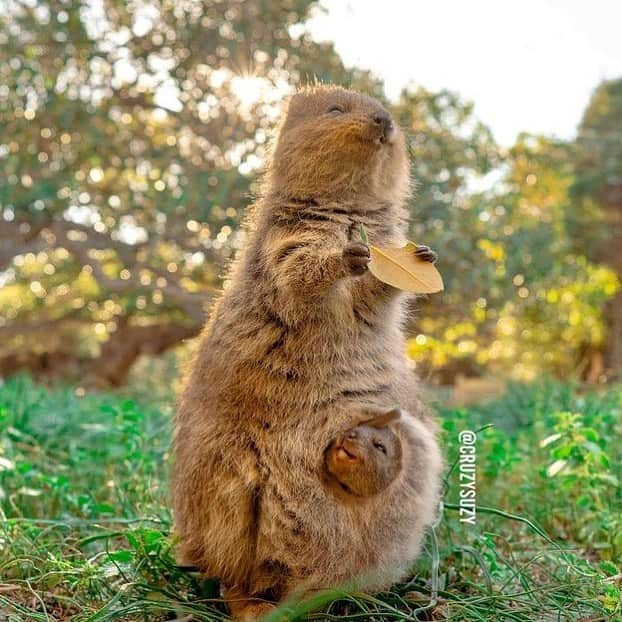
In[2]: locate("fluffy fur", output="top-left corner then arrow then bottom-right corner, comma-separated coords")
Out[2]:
171,85 -> 443,616
325,408 -> 404,498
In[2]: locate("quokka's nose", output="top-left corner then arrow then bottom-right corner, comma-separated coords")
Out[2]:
372,111 -> 394,141
347,430 -> 358,440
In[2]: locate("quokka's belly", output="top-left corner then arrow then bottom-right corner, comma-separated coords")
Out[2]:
253,407 -> 431,589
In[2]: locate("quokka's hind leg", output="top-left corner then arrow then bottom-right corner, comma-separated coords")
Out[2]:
172,429 -> 265,585
223,559 -> 293,621
223,585 -> 276,621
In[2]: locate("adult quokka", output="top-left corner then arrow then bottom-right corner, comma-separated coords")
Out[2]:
172,85 -> 443,620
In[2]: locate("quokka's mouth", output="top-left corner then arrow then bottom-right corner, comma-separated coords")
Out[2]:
374,130 -> 395,146
337,445 -> 358,461
382,128 -> 396,144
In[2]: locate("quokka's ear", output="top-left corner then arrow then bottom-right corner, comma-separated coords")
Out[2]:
364,408 -> 402,429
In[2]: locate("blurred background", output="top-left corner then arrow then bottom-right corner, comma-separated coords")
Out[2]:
1,0 -> 621,396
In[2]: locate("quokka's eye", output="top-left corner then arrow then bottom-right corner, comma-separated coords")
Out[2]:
327,105 -> 345,114
373,442 -> 387,454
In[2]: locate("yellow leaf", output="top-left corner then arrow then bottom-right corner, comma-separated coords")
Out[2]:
368,242 -> 444,294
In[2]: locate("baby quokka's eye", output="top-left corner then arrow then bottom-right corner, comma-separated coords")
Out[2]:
327,105 -> 345,114
373,442 -> 387,454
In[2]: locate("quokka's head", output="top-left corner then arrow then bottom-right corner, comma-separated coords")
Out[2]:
266,85 -> 409,204
326,408 -> 404,497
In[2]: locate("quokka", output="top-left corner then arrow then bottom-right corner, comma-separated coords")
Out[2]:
172,85 -> 443,620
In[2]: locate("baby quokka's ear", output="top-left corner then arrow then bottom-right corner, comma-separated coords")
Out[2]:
363,408 -> 402,429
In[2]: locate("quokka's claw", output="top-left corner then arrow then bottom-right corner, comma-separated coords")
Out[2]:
414,245 -> 438,264
343,242 -> 371,275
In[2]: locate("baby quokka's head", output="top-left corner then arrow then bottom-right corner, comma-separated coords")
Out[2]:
325,409 -> 403,497
267,85 -> 409,204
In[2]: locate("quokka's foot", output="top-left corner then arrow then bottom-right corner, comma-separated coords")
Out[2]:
224,587 -> 277,621
231,601 -> 276,622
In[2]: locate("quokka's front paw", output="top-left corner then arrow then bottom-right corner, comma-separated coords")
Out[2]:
414,244 -> 438,264
343,242 -> 370,276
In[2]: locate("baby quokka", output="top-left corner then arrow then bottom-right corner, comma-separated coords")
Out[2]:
325,408 -> 403,498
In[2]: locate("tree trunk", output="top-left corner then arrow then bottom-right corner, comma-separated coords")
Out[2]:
595,184 -> 622,379
605,291 -> 622,375
0,320 -> 201,388
85,320 -> 201,387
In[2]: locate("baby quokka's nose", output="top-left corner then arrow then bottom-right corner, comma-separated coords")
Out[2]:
372,111 -> 394,142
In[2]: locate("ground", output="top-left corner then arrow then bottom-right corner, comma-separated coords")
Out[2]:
0,375 -> 620,621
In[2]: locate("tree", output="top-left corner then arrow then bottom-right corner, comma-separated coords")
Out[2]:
572,78 -> 622,375
1,2 -> 617,386
390,86 -> 499,380
403,123 -> 617,382
0,0 -> 376,385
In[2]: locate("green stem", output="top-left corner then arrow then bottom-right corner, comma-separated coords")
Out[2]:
359,224 -> 369,244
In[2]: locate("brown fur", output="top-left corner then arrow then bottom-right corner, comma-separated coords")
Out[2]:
171,85 -> 443,617
325,408 -> 403,498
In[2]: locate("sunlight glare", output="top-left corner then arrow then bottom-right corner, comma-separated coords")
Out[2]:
231,75 -> 270,108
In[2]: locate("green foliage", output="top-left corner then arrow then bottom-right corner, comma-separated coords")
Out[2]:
1,376 -> 620,620
542,410 -> 621,556
573,78 -> 622,206
408,134 -> 619,380
569,77 -> 622,373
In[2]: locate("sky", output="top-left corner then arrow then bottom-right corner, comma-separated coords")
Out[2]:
306,0 -> 622,146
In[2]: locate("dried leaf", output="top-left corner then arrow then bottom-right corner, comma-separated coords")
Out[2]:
368,242 -> 444,294
358,225 -> 443,294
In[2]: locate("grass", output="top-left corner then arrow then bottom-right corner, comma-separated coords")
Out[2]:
0,374 -> 620,621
